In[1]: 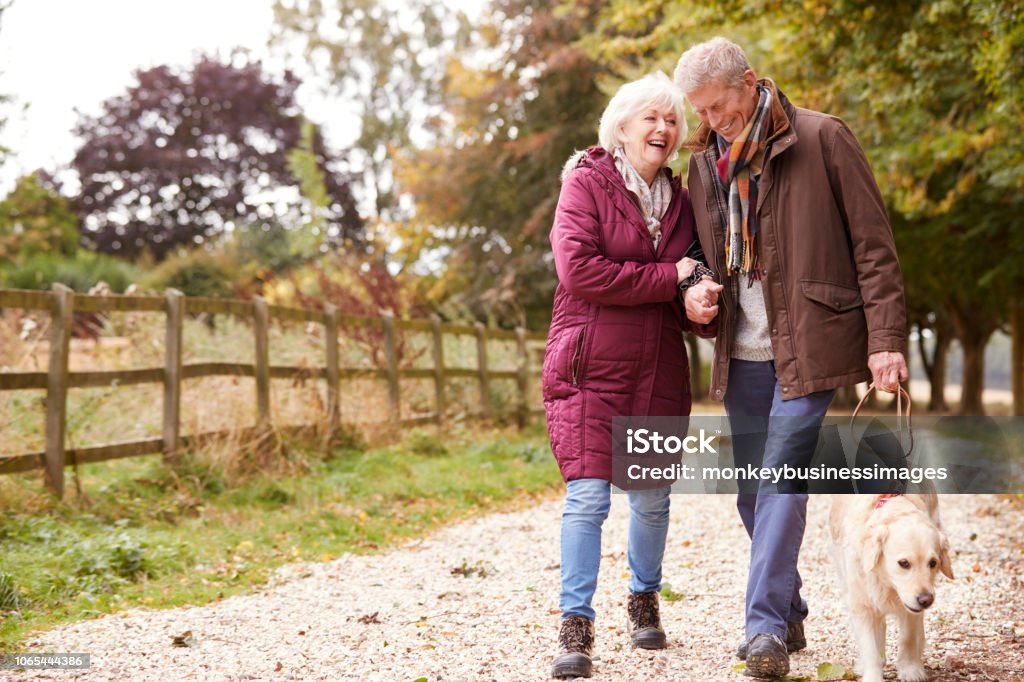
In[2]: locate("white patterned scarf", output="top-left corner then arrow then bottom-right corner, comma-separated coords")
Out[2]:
612,146 -> 672,249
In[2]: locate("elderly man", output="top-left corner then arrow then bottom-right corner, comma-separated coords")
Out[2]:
673,37 -> 908,678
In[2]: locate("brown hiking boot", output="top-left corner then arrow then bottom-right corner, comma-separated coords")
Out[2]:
743,633 -> 790,678
552,615 -> 595,678
627,591 -> 667,649
736,620 -> 806,659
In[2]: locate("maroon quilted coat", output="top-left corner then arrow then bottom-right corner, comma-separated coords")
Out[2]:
543,147 -> 716,482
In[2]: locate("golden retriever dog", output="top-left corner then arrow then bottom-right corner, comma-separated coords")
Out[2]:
829,493 -> 954,682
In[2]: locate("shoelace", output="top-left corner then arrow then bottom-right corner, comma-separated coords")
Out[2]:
560,619 -> 593,650
628,594 -> 660,629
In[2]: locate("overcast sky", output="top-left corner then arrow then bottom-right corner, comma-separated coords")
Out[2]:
0,0 -> 294,196
0,0 -> 484,201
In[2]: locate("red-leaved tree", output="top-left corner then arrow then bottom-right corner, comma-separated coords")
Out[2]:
71,55 -> 363,260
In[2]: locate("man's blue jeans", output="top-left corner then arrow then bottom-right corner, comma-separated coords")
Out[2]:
724,360 -> 834,641
559,477 -> 670,621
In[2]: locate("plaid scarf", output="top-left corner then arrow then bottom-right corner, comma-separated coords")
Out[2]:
612,146 -> 671,249
716,85 -> 772,278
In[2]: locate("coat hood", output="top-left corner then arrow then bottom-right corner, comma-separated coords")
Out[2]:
560,146 -> 609,183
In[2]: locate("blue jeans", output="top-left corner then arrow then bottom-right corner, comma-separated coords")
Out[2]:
724,360 -> 834,641
559,478 -> 671,621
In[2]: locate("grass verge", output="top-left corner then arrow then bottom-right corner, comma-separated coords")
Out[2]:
0,424 -> 561,650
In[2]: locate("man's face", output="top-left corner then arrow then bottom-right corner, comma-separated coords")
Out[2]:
686,70 -> 759,143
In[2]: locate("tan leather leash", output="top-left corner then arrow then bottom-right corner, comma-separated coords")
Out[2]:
851,383 -> 914,458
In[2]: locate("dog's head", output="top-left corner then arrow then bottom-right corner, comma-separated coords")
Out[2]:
862,517 -> 954,614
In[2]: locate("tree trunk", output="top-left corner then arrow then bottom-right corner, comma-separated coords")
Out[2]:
929,329 -> 951,413
1013,298 -> 1024,416
958,335 -> 987,415
946,297 -> 998,416
685,333 -> 703,400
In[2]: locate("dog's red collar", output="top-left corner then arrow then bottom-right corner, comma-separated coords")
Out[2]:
874,493 -> 903,509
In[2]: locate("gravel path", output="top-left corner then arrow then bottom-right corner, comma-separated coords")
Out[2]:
6,494 -> 1023,681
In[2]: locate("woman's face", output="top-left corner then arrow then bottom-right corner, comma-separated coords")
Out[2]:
619,104 -> 679,184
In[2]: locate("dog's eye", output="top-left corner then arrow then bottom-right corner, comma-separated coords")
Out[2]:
928,558 -> 938,569
897,559 -> 911,569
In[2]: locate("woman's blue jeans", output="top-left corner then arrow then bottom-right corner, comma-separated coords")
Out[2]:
559,477 -> 671,621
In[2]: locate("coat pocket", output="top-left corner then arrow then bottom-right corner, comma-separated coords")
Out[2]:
799,279 -> 863,313
569,326 -> 586,386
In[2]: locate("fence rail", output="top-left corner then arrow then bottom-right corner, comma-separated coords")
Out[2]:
0,285 -> 548,497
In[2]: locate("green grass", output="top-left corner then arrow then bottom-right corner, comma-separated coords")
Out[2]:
0,424 -> 561,649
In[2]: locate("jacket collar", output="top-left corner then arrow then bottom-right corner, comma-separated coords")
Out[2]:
561,146 -> 684,257
686,78 -> 795,155
562,146 -> 677,188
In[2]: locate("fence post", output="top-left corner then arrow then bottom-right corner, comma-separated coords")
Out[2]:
432,315 -> 448,421
253,296 -> 271,428
44,283 -> 73,498
323,304 -> 340,447
516,326 -> 528,431
475,322 -> 490,419
163,289 -> 184,463
381,312 -> 400,425
430,315 -> 446,426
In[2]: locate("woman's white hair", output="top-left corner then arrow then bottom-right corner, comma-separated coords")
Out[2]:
597,71 -> 687,156
673,36 -> 751,94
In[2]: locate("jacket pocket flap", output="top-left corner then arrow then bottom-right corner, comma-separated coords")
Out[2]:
800,279 -> 863,312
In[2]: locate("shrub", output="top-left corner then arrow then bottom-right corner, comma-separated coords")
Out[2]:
405,428 -> 449,457
0,251 -> 140,292
143,250 -> 234,298
64,532 -> 152,587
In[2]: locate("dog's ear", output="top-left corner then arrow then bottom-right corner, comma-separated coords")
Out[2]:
860,525 -> 887,574
938,531 -> 955,580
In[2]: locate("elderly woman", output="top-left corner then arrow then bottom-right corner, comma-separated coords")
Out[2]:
543,72 -> 719,679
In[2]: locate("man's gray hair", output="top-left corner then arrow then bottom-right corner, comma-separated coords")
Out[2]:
597,71 -> 687,155
673,36 -> 751,94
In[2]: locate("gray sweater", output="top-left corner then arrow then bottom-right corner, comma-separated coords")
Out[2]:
731,274 -> 774,361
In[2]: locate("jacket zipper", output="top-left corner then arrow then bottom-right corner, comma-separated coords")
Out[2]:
570,327 -> 586,386
591,165 -> 658,258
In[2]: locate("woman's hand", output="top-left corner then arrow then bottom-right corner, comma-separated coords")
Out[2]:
684,277 -> 723,324
675,257 -> 698,284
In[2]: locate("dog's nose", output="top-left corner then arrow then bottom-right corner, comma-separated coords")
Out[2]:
916,593 -> 934,609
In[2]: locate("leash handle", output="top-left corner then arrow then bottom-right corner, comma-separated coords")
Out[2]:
851,383 -> 914,457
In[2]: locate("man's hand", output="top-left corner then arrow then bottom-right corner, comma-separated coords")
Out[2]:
684,277 -> 723,324
867,351 -> 908,393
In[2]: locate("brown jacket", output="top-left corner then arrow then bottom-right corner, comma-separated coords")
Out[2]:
687,80 -> 906,401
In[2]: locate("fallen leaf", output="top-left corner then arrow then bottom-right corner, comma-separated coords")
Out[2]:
171,630 -> 197,648
816,661 -> 848,680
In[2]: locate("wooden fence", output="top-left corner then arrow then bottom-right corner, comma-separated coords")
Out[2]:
0,284 -> 548,498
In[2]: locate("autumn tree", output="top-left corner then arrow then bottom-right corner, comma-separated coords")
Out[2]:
583,0 -> 1024,413
71,55 -> 363,260
394,0 -> 612,327
0,172 -> 78,260
271,0 -> 452,221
